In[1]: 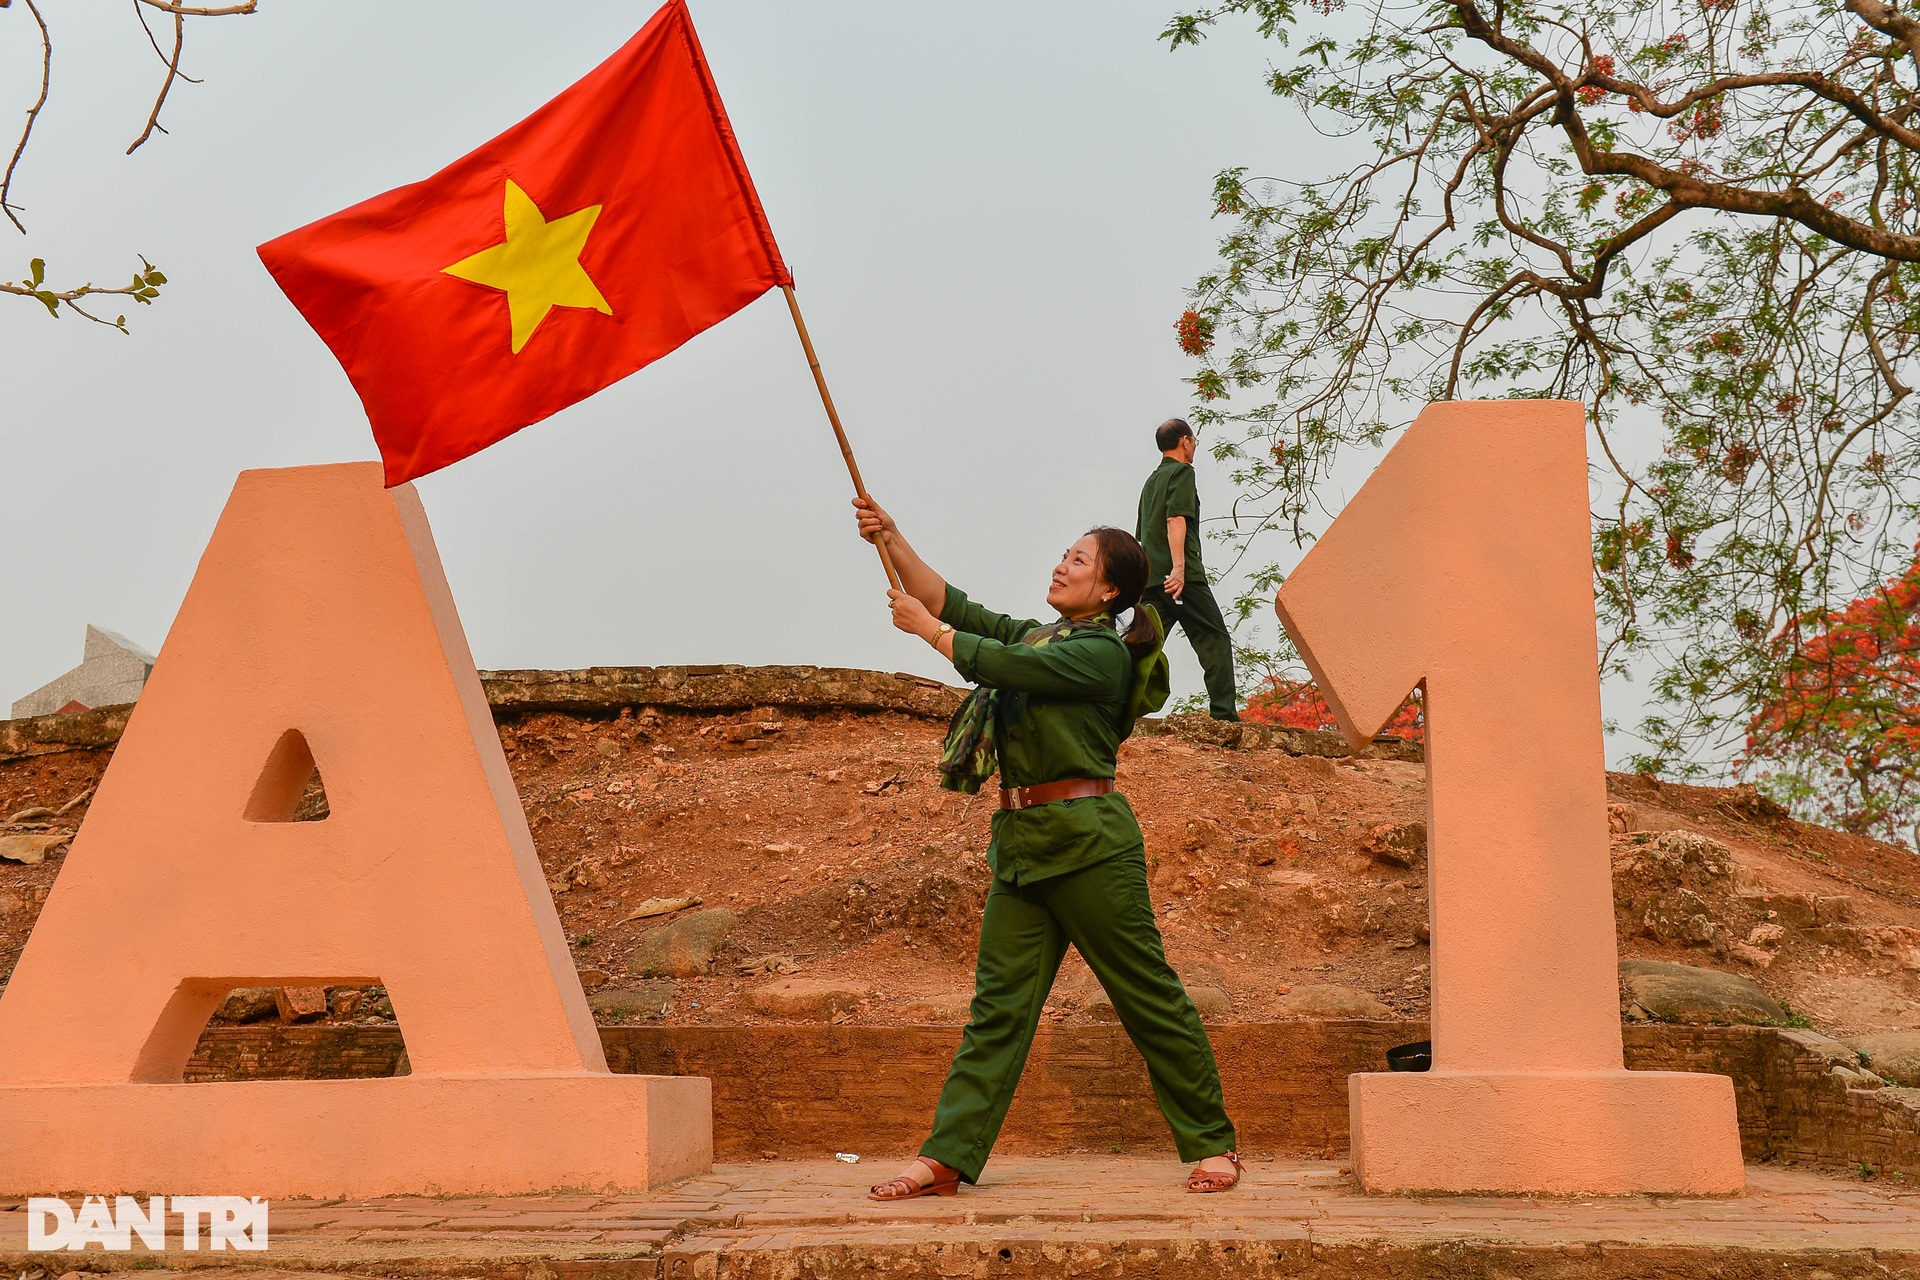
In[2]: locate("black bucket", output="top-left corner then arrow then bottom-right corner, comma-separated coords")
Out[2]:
1386,1040 -> 1431,1072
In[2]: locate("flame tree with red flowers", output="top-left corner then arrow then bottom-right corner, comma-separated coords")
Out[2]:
1163,0 -> 1920,823
1743,550 -> 1920,846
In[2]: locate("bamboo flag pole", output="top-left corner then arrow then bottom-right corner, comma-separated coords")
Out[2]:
780,283 -> 903,591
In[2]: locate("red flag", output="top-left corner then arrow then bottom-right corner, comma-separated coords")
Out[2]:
258,0 -> 790,486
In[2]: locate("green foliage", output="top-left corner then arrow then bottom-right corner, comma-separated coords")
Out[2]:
1168,690 -> 1212,715
1761,1000 -> 1814,1029
1166,0 -> 1920,806
5,254 -> 164,330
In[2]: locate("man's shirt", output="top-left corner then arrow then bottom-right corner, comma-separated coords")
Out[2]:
1136,456 -> 1205,582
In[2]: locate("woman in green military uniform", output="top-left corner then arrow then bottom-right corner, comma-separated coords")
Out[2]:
852,496 -> 1240,1200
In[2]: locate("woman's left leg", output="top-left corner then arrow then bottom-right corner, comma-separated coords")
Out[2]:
1037,848 -> 1237,1161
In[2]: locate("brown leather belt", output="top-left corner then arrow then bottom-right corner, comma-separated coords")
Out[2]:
999,778 -> 1115,812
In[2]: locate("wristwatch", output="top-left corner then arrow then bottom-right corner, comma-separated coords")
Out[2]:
932,622 -> 954,644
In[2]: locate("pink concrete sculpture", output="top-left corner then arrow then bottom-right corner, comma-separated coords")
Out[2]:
1275,401 -> 1744,1195
0,463 -> 710,1197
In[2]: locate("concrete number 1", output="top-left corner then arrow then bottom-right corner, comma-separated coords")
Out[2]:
1274,400 -> 1745,1195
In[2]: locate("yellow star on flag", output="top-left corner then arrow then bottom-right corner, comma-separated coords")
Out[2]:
444,180 -> 612,353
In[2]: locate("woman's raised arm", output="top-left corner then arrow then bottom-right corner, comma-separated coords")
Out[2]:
853,496 -> 946,614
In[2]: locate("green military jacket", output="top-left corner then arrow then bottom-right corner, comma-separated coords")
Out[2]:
940,585 -> 1146,885
1136,456 -> 1205,583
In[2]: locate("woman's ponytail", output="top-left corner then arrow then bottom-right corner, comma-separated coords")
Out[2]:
1085,527 -> 1159,662
1118,604 -> 1160,661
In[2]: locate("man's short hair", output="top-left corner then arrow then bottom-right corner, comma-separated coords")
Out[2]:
1155,418 -> 1195,453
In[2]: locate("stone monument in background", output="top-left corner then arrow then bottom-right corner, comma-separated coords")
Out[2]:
11,625 -> 156,718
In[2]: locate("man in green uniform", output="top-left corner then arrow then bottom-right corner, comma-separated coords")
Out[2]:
1136,418 -> 1240,721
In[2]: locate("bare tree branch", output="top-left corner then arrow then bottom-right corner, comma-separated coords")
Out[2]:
133,0 -> 258,13
3,0 -> 256,327
127,1 -> 186,154
1,0 -> 51,234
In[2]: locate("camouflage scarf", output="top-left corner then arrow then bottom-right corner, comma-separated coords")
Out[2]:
936,614 -> 1113,794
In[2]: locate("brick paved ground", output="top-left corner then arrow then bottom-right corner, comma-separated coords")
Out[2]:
8,1159 -> 1920,1278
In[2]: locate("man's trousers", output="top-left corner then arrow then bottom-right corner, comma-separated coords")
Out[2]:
1141,579 -> 1239,720
919,848 -> 1237,1182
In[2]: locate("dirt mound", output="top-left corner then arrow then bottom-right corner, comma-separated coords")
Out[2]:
2,697 -> 1917,1038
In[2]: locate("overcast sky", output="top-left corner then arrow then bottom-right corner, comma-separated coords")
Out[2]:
0,1 -> 1657,760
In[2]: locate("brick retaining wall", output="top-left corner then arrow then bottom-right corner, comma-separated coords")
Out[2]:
603,1022 -> 1416,1160
183,1020 -> 1918,1176
1754,1027 -> 1920,1174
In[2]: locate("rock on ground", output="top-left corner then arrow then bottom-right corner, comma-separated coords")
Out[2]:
1647,830 -> 1736,879
1845,1032 -> 1920,1086
274,985 -> 329,1023
1364,822 -> 1427,870
1084,984 -> 1232,1024
1271,984 -> 1392,1019
0,834 -> 64,865
1620,959 -> 1786,1025
749,978 -> 870,1021
215,986 -> 280,1023
1190,985 -> 1233,1020
629,908 -> 737,978
589,982 -> 673,1020
900,993 -> 973,1023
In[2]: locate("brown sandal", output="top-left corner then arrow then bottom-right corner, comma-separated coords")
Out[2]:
868,1156 -> 961,1201
1186,1151 -> 1243,1193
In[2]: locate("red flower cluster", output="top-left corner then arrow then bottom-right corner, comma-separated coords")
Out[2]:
1692,328 -> 1745,358
1243,677 -> 1425,743
1669,99 -> 1725,142
1575,54 -> 1616,105
1666,527 -> 1696,569
1176,309 -> 1215,357
1722,442 -> 1758,484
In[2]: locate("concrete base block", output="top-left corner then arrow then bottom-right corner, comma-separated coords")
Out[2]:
0,1073 -> 711,1197
1349,1069 -> 1744,1195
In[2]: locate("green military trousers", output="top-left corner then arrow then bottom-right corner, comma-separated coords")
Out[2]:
919,847 -> 1237,1182
1141,580 -> 1239,721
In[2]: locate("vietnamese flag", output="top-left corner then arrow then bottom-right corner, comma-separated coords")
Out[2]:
258,0 -> 790,486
